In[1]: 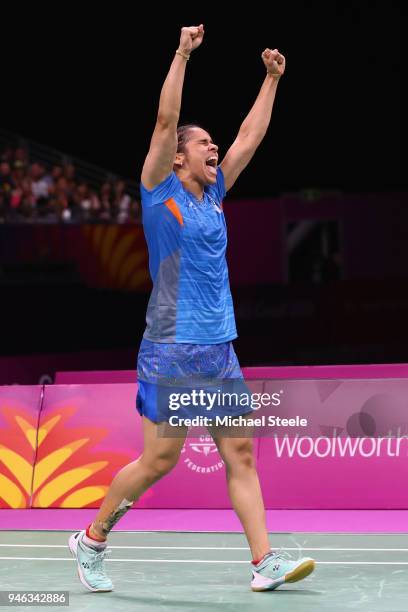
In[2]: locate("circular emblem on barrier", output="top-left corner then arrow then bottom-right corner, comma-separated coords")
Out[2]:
182,435 -> 225,474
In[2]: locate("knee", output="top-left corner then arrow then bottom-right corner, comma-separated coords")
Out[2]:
140,452 -> 179,482
224,440 -> 255,472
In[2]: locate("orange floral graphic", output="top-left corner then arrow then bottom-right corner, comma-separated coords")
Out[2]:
82,225 -> 150,290
0,404 -> 131,509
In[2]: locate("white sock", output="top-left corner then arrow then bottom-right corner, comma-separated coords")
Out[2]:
82,532 -> 107,550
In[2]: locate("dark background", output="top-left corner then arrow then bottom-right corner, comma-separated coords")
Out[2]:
1,2 -> 408,380
4,2 -> 407,195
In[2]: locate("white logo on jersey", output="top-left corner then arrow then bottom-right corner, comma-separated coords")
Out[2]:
207,194 -> 223,214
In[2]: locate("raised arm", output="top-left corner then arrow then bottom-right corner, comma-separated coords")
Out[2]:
220,48 -> 286,192
141,25 -> 204,190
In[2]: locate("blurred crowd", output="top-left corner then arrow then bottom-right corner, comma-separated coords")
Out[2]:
0,146 -> 141,223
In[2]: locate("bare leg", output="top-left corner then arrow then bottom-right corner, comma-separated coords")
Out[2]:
89,417 -> 187,540
211,433 -> 270,560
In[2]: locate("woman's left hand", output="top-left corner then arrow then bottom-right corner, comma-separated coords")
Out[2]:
262,48 -> 286,77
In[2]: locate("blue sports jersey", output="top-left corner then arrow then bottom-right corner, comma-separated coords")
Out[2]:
140,168 -> 237,343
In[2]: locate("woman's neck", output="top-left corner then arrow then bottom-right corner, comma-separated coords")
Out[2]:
180,177 -> 204,201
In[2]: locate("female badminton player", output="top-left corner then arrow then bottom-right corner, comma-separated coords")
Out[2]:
69,24 -> 315,593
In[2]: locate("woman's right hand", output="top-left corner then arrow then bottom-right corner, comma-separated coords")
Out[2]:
178,24 -> 204,55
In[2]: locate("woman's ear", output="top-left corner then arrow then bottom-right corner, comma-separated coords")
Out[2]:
174,152 -> 184,168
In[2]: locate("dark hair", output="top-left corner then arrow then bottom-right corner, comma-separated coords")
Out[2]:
176,124 -> 210,153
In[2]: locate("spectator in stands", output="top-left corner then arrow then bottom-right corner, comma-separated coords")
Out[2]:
14,147 -> 29,165
1,147 -> 14,164
114,179 -> 131,223
99,182 -> 113,221
10,186 -> 35,221
74,182 -> 93,222
0,146 -> 140,223
62,164 -> 77,203
51,165 -> 63,183
89,191 -> 102,221
0,162 -> 13,205
54,176 -> 71,201
56,193 -> 71,222
11,159 -> 26,186
8,162 -> 33,220
129,198 -> 141,223
30,163 -> 50,206
63,164 -> 75,193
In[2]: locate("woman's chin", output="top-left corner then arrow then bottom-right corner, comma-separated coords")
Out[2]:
204,167 -> 218,184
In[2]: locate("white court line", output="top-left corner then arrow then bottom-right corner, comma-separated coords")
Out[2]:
1,544 -> 408,552
0,557 -> 408,565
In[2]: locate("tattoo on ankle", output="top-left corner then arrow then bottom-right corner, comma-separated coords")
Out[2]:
94,499 -> 133,536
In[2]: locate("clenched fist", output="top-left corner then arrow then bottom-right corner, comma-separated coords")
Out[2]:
262,48 -> 286,77
178,24 -> 205,55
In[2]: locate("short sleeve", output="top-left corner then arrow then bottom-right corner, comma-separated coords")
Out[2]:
140,172 -> 181,207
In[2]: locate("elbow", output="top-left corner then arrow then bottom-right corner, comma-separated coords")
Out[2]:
237,130 -> 262,152
238,125 -> 251,141
239,123 -> 267,144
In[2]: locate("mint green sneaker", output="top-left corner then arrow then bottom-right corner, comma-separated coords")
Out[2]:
251,550 -> 315,591
68,530 -> 113,592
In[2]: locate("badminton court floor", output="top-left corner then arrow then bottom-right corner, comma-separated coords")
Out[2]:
0,531 -> 407,611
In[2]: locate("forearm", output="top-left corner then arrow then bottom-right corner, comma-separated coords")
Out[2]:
156,52 -> 189,126
238,73 -> 281,146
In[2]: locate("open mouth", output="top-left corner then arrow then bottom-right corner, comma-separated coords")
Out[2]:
205,156 -> 218,175
206,156 -> 218,168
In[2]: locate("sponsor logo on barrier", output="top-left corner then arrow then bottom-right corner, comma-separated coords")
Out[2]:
273,432 -> 407,458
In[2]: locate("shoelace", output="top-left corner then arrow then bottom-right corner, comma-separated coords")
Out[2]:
263,549 -> 292,563
88,548 -> 111,575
